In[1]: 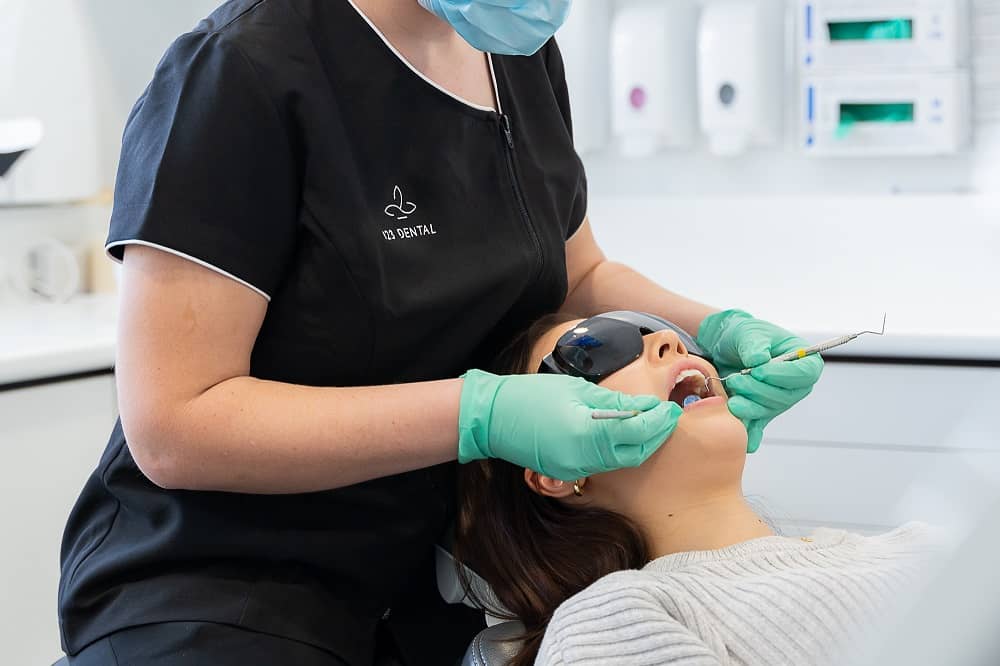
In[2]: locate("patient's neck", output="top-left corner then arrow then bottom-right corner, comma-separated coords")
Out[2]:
640,491 -> 774,559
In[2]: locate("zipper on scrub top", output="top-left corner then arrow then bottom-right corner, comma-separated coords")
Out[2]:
502,114 -> 515,149
498,113 -> 544,283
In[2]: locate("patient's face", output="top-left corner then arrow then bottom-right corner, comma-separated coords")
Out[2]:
529,319 -> 749,517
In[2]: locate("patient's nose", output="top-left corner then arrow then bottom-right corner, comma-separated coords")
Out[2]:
645,329 -> 688,365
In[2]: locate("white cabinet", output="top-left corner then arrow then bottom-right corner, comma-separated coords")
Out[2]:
744,362 -> 1000,536
0,374 -> 116,665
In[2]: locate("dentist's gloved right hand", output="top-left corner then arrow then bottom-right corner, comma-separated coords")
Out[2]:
458,370 -> 683,481
696,309 -> 823,454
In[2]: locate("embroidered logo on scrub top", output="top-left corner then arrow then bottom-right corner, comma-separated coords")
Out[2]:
384,186 -> 417,220
381,186 -> 437,241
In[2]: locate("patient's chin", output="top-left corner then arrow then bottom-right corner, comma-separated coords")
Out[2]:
674,403 -> 747,453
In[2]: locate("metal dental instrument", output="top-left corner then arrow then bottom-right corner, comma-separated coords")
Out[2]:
705,313 -> 887,388
591,410 -> 641,420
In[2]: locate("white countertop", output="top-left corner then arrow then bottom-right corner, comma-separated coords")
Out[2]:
0,293 -> 117,385
590,194 -> 1000,361
1,195 -> 998,386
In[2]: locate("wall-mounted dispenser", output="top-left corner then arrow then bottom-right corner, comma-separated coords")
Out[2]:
697,0 -> 784,156
0,0 -> 101,204
611,1 -> 699,157
557,0 -> 612,155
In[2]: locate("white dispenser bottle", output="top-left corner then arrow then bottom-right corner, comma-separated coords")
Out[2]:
611,1 -> 699,157
697,0 -> 783,156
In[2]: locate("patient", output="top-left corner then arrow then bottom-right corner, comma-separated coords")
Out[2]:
455,311 -> 943,666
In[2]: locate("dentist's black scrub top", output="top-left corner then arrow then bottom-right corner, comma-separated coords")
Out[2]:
58,1 -> 586,664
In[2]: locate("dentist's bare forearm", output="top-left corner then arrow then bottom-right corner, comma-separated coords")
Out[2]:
563,260 -> 718,337
562,219 -> 718,335
131,376 -> 463,494
117,244 -> 462,495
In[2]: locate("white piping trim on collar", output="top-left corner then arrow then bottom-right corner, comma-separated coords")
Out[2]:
487,53 -> 503,116
565,213 -> 589,243
345,0 -> 501,114
105,240 -> 271,302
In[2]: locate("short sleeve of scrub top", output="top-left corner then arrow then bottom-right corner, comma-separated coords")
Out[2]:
106,31 -> 298,300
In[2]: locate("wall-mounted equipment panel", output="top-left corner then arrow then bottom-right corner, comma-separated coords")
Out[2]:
801,72 -> 971,156
800,0 -> 970,71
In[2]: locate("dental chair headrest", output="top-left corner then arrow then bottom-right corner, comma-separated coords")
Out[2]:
461,621 -> 525,666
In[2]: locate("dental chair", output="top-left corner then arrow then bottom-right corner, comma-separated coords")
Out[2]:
460,620 -> 526,666
436,545 -> 524,666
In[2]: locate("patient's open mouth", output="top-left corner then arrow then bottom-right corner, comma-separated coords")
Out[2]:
669,369 -> 713,408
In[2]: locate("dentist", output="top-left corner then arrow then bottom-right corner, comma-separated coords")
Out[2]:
58,1 -> 823,665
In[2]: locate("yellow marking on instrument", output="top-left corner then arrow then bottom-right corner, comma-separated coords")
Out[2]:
797,349 -> 808,359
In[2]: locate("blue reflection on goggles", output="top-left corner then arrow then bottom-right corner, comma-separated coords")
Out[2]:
567,335 -> 604,350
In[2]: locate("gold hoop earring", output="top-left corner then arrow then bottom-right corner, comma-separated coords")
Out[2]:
573,481 -> 584,497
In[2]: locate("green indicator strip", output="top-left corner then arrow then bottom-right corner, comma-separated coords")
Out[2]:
836,103 -> 915,139
828,19 -> 913,41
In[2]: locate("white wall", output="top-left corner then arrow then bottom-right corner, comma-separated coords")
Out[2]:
79,1 -> 224,189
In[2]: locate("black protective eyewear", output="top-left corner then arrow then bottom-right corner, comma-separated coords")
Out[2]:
538,311 -> 706,383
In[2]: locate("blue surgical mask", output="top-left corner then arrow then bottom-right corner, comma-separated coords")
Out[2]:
417,0 -> 573,56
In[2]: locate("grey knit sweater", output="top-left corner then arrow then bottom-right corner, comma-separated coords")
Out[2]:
536,523 -> 943,665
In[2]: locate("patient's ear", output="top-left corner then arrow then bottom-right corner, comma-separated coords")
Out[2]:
524,469 -> 580,499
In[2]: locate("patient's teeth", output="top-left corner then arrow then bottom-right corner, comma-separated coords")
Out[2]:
674,369 -> 706,385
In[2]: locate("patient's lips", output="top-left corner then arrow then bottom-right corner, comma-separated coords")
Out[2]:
681,396 -> 726,412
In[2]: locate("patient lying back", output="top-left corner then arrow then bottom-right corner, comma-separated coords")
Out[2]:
456,313 -> 945,666
538,522 -> 937,665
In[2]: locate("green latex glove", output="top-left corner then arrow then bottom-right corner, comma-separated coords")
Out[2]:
459,370 -> 683,481
697,310 -> 824,454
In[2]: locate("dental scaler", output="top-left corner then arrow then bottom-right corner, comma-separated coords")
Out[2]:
706,314 -> 887,389
591,410 -> 642,420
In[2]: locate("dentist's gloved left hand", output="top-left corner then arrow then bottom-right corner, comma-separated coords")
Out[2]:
697,309 -> 824,454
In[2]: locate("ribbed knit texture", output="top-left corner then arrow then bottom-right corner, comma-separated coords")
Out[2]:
536,522 -> 943,665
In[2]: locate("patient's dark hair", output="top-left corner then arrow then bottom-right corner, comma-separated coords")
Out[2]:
454,313 -> 650,666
